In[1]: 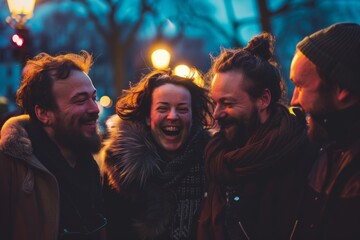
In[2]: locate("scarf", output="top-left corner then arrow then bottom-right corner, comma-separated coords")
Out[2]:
104,119 -> 210,240
198,104 -> 307,240
159,128 -> 209,240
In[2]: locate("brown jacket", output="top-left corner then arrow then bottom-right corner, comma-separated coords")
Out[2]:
0,115 -> 60,240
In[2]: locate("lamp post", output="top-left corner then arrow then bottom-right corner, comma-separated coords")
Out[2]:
6,0 -> 36,29
6,0 -> 36,63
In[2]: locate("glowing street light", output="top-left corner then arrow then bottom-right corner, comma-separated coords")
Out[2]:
174,64 -> 191,77
151,49 -> 171,69
6,0 -> 36,28
99,96 -> 113,108
174,64 -> 204,87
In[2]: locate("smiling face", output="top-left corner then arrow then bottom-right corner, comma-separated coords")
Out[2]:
48,70 -> 101,153
211,71 -> 261,146
290,51 -> 337,143
146,83 -> 193,157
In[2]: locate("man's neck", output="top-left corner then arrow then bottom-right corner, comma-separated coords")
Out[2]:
58,147 -> 78,168
43,126 -> 78,168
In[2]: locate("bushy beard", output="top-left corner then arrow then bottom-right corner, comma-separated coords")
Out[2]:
53,113 -> 102,154
307,114 -> 330,145
219,107 -> 260,148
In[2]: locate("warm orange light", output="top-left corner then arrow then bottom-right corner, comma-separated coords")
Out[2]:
174,64 -> 190,77
151,49 -> 171,69
7,0 -> 36,21
99,96 -> 113,108
174,65 -> 204,87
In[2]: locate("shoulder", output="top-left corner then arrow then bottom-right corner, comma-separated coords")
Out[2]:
101,116 -> 161,190
0,115 -> 33,159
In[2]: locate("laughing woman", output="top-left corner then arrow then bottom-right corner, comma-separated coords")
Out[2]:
101,70 -> 213,240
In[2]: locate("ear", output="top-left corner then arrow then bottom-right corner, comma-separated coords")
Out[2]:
256,88 -> 271,111
34,105 -> 53,125
145,117 -> 150,126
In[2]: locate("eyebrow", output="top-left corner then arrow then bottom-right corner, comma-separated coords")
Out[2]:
214,96 -> 236,103
155,102 -> 190,106
290,77 -> 304,87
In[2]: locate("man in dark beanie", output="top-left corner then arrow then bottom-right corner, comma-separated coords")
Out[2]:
290,22 -> 360,239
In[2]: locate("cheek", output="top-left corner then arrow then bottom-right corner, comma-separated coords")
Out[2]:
181,113 -> 192,126
149,114 -> 164,128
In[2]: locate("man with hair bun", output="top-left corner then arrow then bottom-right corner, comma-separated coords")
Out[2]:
197,33 -> 315,239
290,22 -> 360,239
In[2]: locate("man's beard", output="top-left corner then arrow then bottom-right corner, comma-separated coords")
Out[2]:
307,114 -> 330,145
53,114 -> 102,154
219,107 -> 260,148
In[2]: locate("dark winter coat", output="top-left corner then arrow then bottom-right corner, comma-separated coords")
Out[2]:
198,105 -> 318,240
102,117 -> 210,240
292,104 -> 360,240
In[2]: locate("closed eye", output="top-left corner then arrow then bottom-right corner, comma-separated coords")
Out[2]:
177,107 -> 189,113
157,106 -> 168,112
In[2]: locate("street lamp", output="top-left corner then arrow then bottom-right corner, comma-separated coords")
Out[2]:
6,0 -> 36,28
151,49 -> 171,70
6,0 -> 36,63
174,64 -> 204,87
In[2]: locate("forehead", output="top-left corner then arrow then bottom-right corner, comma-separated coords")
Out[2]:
52,70 -> 96,100
290,51 -> 321,86
211,71 -> 247,99
152,83 -> 191,104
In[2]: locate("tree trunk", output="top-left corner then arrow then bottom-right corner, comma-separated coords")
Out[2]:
257,0 -> 272,33
110,46 -> 127,98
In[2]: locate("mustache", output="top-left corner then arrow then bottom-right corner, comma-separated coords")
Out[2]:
80,113 -> 99,123
217,117 -> 238,128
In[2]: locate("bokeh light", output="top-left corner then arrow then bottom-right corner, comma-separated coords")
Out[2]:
151,49 -> 171,69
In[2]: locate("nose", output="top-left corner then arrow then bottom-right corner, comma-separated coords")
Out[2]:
88,99 -> 100,114
167,108 -> 178,120
290,87 -> 299,106
213,104 -> 226,120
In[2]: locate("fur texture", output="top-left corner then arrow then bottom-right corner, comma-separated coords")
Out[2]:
103,116 -> 164,190
102,116 -> 209,240
0,115 -> 32,159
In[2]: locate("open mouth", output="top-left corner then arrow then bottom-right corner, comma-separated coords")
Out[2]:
162,126 -> 181,136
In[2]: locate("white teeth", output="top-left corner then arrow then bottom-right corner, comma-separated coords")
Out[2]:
164,126 -> 179,131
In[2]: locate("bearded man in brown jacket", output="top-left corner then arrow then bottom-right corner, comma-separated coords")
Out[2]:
0,51 -> 106,240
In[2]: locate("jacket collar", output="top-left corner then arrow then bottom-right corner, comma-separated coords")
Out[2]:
103,117 -> 162,190
0,115 -> 53,172
0,114 -> 33,159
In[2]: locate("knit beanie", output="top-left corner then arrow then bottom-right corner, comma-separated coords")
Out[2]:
297,22 -> 360,97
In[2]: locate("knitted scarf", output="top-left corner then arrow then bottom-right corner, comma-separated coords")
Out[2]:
158,129 -> 209,240
198,104 -> 307,240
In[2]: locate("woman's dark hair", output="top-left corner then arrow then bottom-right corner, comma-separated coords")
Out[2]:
208,32 -> 287,109
116,69 -> 213,128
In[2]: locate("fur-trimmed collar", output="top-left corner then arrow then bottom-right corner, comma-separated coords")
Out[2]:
102,116 -> 209,191
102,116 -> 163,190
0,115 -> 33,160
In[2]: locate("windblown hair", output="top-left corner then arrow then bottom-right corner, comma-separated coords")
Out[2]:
16,50 -> 92,120
208,33 -> 287,109
116,69 -> 213,128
